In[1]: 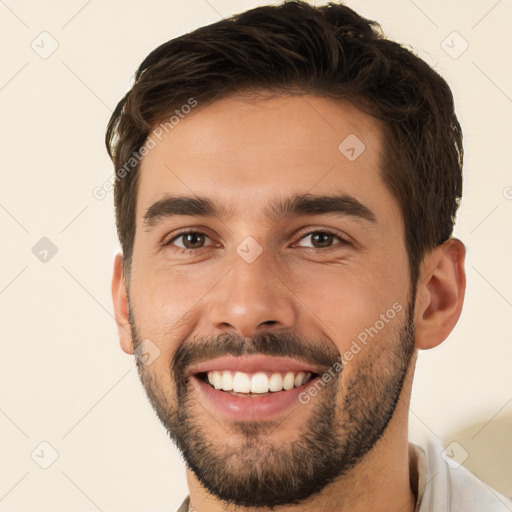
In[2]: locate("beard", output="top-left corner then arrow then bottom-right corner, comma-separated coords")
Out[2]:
128,298 -> 416,507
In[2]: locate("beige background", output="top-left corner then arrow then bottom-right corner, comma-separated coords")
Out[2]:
0,0 -> 511,510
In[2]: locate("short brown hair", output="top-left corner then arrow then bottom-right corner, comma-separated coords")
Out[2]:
106,0 -> 463,286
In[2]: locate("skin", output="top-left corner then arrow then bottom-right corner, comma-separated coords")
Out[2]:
112,94 -> 466,512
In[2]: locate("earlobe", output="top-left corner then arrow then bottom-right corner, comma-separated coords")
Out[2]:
112,252 -> 134,355
414,238 -> 466,350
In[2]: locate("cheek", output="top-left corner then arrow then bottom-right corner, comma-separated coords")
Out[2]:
129,265 -> 221,364
286,256 -> 408,350
130,262 -> 211,327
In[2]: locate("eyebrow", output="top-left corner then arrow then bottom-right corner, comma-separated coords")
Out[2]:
142,192 -> 377,228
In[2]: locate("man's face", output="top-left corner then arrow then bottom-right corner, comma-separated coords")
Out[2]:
126,94 -> 415,506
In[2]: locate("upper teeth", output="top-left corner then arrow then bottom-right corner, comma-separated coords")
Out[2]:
206,370 -> 311,393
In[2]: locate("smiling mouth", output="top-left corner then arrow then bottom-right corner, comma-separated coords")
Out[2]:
196,370 -> 317,397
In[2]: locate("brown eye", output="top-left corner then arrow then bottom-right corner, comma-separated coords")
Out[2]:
181,232 -> 206,249
295,230 -> 347,250
310,232 -> 335,248
165,231 -> 213,251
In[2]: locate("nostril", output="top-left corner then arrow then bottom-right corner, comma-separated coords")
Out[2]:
259,320 -> 279,327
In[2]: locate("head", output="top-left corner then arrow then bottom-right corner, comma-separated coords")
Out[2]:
108,1 -> 466,507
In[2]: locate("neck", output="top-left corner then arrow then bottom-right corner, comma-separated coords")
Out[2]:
187,356 -> 418,512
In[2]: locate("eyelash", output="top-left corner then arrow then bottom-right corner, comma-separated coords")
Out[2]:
163,228 -> 349,255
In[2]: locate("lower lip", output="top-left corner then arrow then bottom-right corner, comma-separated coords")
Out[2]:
190,375 -> 317,421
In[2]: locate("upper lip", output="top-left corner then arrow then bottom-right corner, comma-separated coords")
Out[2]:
186,355 -> 322,377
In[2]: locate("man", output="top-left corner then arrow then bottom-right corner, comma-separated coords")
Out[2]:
106,1 -> 511,511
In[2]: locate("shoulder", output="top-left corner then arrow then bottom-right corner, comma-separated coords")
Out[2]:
410,429 -> 512,512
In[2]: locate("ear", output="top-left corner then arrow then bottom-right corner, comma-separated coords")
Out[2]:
414,238 -> 466,350
112,252 -> 134,354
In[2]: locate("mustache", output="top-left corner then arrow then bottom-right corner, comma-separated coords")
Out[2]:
172,331 -> 340,380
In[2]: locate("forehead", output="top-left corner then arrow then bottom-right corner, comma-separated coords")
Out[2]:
136,94 -> 398,226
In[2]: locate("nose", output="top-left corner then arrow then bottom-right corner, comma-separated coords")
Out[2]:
206,249 -> 297,339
